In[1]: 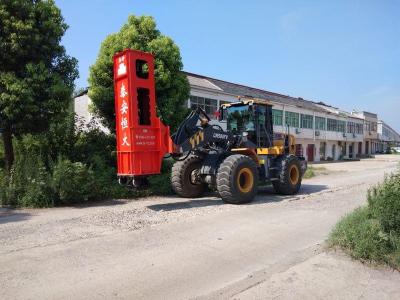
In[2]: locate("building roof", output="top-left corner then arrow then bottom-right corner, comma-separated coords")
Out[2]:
315,103 -> 364,121
187,76 -> 223,91
352,110 -> 378,119
183,71 -> 338,114
73,72 -> 375,122
74,88 -> 89,98
379,120 -> 400,139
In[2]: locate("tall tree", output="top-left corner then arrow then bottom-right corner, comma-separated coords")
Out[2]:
89,15 -> 190,133
0,0 -> 78,171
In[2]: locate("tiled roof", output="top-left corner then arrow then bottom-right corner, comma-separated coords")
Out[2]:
187,76 -> 223,91
314,104 -> 363,120
183,72 -> 329,113
74,88 -> 89,98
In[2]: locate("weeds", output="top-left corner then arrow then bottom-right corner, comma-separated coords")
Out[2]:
303,166 -> 328,179
329,169 -> 400,270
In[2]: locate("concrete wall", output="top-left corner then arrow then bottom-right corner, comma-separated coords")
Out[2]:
74,94 -> 109,133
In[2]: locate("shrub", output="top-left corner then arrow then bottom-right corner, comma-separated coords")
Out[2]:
1,122 -> 175,207
51,157 -> 95,204
87,154 -> 133,199
44,113 -> 82,162
19,166 -> 53,208
2,135 -> 54,207
330,169 -> 400,269
0,139 -> 4,169
303,167 -> 315,179
390,236 -> 400,267
303,166 -> 328,179
329,206 -> 392,263
73,127 -> 116,167
368,171 -> 400,235
148,158 -> 174,195
0,169 -> 8,204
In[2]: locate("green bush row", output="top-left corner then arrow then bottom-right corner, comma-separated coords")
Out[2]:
0,114 -> 174,208
0,135 -> 123,207
368,171 -> 400,235
329,169 -> 400,269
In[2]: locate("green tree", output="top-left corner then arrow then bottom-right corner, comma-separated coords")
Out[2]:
89,15 -> 190,132
0,0 -> 78,171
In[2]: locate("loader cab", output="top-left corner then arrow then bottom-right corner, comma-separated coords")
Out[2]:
220,100 -> 274,148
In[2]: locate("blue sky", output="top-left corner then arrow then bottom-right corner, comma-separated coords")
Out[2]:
56,0 -> 400,131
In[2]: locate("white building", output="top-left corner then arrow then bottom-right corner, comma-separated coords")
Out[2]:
185,72 -> 367,162
74,71 -> 400,162
73,89 -> 109,133
377,120 -> 400,152
351,111 -> 379,155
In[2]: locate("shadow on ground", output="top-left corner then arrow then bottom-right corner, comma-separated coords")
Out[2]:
147,198 -> 221,211
72,199 -> 129,209
147,183 -> 328,212
0,209 -> 31,224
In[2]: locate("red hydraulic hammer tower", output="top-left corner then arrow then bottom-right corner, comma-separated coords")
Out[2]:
113,49 -> 172,183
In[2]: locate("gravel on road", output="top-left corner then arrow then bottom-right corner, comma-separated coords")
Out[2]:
1,155 -> 400,299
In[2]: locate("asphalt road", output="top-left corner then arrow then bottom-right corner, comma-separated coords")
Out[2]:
1,155 -> 400,299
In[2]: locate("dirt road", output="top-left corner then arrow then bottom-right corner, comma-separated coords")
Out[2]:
1,155 -> 400,299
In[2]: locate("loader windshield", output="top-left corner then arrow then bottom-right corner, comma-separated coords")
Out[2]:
226,105 -> 255,136
225,103 -> 274,148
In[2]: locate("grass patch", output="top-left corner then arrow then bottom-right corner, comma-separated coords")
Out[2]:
329,169 -> 400,270
303,166 -> 328,179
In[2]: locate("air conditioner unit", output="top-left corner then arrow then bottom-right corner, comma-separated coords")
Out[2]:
295,128 -> 301,134
315,130 -> 320,136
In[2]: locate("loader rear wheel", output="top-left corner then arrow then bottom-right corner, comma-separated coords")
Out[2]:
171,154 -> 206,198
216,154 -> 258,204
272,155 -> 302,195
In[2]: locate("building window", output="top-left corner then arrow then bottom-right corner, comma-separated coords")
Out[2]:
285,111 -> 299,128
327,118 -> 346,132
315,117 -> 326,130
347,122 -> 355,133
365,121 -> 371,132
371,122 -> 377,132
300,114 -> 313,129
356,123 -> 363,134
327,118 -> 337,131
189,96 -> 218,118
272,109 -> 283,126
338,120 -> 346,133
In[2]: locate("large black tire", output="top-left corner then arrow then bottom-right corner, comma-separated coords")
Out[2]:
272,155 -> 302,195
216,154 -> 258,204
171,155 -> 206,198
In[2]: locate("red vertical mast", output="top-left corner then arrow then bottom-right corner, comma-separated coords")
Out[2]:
113,49 -> 172,178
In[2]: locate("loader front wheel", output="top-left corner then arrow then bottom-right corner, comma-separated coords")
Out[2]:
171,154 -> 206,198
216,155 -> 258,204
272,155 -> 302,195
